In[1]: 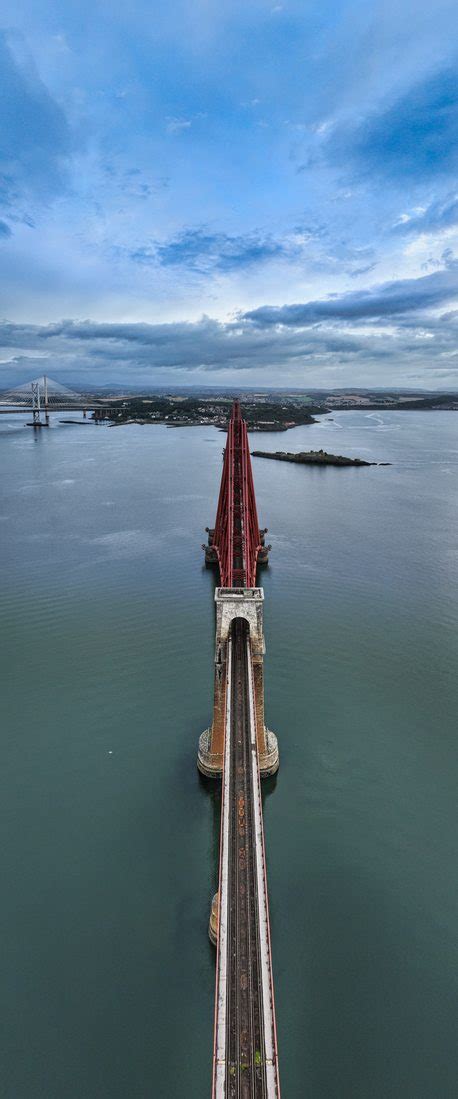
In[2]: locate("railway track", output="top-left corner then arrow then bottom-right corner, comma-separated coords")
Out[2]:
225,618 -> 268,1097
208,401 -> 280,1098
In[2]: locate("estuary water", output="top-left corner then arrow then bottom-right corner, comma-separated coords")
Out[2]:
1,410 -> 457,1098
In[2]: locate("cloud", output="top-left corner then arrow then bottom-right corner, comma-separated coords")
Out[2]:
0,31 -> 72,222
244,263 -> 458,326
165,117 -> 192,133
0,315 -> 381,380
130,227 -> 296,272
156,228 -> 289,271
1,280 -> 458,390
0,220 -> 12,239
349,262 -> 377,279
1,4 -> 458,393
331,68 -> 458,181
393,192 -> 458,235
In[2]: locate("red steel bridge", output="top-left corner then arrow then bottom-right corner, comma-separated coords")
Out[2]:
199,401 -> 280,1098
205,400 -> 269,587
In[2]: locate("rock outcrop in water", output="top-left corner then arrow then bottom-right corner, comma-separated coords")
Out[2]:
251,448 -> 383,466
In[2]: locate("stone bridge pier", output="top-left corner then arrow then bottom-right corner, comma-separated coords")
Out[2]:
197,587 -> 279,778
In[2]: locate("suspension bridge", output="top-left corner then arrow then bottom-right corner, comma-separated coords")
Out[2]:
200,400 -> 280,1098
0,375 -> 110,426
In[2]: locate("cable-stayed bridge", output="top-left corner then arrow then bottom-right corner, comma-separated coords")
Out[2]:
0,375 -> 107,426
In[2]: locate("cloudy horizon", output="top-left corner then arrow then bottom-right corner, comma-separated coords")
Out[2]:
1,1 -> 458,389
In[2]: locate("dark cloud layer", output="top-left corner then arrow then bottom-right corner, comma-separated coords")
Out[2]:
1,259 -> 457,388
0,315 -> 362,371
244,263 -> 458,326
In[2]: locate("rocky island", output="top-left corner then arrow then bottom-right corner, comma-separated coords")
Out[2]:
251,448 -> 386,466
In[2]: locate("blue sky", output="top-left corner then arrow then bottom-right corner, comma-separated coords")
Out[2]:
1,0 -> 458,388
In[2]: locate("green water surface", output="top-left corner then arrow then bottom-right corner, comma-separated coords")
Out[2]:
1,410 -> 457,1097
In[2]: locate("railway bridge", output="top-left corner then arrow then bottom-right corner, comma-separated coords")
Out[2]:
199,400 -> 281,1097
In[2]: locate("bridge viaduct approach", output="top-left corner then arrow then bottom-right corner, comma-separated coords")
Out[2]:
198,400 -> 281,1097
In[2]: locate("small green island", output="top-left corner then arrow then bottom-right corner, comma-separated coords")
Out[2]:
251,448 -> 389,467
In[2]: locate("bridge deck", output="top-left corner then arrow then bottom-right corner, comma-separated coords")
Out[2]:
213,619 -> 280,1098
0,406 -> 97,413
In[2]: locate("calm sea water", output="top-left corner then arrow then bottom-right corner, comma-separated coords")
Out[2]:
1,410 -> 457,1098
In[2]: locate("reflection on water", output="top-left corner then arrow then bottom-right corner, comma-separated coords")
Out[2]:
1,411 -> 458,1098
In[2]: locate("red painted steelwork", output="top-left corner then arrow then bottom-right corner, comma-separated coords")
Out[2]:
212,400 -> 263,588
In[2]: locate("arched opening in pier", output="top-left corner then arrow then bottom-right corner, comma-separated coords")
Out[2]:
228,613 -> 252,641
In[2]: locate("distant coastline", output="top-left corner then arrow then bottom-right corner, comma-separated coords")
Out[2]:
81,389 -> 458,432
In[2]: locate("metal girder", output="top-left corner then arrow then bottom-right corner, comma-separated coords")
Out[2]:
211,401 -> 262,588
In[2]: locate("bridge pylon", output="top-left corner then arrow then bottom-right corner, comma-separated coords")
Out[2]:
198,587 -> 279,778
31,380 -> 45,428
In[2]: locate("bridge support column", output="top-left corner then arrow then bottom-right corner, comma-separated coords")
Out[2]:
197,632 -> 228,777
197,587 -> 279,778
208,891 -> 219,945
43,375 -> 50,427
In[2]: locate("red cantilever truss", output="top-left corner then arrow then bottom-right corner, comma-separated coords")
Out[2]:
210,400 -> 264,588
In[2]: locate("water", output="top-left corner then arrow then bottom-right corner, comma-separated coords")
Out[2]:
1,410 -> 457,1098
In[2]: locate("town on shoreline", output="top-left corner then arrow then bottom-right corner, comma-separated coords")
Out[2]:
90,388 -> 458,431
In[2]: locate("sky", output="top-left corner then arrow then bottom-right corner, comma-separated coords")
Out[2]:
1,0 -> 458,390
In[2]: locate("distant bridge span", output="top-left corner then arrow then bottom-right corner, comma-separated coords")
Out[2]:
0,406 -> 101,414
0,375 -> 111,425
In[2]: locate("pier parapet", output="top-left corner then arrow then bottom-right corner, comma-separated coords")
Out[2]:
198,587 -> 279,778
